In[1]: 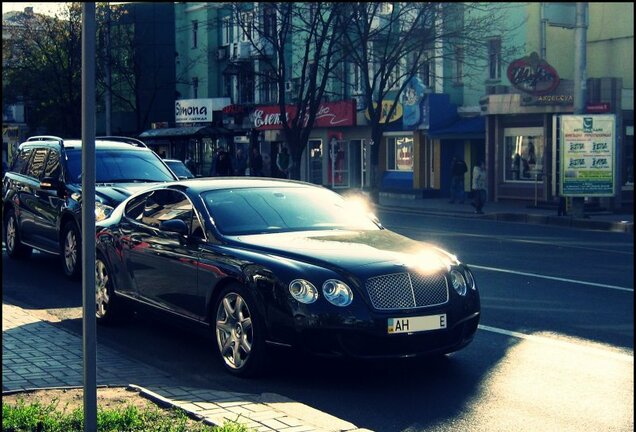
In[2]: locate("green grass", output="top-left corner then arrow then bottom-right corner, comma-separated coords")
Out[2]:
2,398 -> 251,432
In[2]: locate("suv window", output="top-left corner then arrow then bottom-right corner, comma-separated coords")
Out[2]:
44,149 -> 62,179
12,147 -> 33,174
27,148 -> 48,179
65,148 -> 175,183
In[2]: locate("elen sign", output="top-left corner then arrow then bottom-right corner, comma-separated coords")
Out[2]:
560,115 -> 616,197
251,100 -> 356,130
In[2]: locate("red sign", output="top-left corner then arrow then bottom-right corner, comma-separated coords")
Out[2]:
586,103 -> 611,113
252,100 -> 356,130
507,52 -> 560,95
223,104 -> 245,114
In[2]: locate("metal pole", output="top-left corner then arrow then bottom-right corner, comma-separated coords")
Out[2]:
81,3 -> 97,432
571,2 -> 588,218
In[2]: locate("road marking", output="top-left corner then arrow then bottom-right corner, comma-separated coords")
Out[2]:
470,264 -> 633,292
479,324 -> 634,363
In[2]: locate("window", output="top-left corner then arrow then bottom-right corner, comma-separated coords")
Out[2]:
623,130 -> 633,186
352,63 -> 362,94
27,148 -> 48,178
488,38 -> 501,80
453,46 -> 464,85
44,149 -> 61,179
12,147 -> 33,174
386,136 -> 414,171
240,12 -> 252,42
504,128 -> 544,182
191,20 -> 198,48
192,77 -> 199,99
140,189 -> 201,236
221,16 -> 232,46
263,7 -> 276,37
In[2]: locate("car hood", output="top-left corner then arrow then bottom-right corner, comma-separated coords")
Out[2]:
228,229 -> 459,272
95,182 -> 160,206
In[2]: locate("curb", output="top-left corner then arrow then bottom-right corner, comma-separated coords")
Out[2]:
376,205 -> 633,233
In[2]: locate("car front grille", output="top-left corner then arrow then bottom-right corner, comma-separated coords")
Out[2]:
365,271 -> 449,310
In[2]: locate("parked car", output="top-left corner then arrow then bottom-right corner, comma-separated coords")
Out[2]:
94,178 -> 481,377
163,158 -> 196,179
2,135 -> 178,279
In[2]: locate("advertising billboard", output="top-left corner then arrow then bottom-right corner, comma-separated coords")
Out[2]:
560,114 -> 616,197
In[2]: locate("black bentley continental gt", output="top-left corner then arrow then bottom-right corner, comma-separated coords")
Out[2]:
95,178 -> 480,377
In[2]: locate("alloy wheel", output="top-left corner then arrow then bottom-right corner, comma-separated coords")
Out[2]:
6,215 -> 16,253
95,258 -> 110,318
64,229 -> 78,274
215,292 -> 254,370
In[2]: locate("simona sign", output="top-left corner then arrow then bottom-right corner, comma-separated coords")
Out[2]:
560,114 -> 616,197
175,98 -> 231,123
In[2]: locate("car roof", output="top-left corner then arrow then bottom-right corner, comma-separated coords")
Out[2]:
20,137 -> 149,151
163,159 -> 184,163
145,177 -> 319,194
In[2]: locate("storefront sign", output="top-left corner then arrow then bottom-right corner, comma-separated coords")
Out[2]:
507,52 -> 560,95
251,100 -> 356,130
560,114 -> 616,197
520,80 -> 573,106
223,104 -> 246,115
365,101 -> 403,124
175,98 -> 230,123
586,103 -> 611,113
402,77 -> 427,129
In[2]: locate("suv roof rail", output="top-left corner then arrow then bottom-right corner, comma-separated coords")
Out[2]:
26,135 -> 64,145
96,136 -> 147,148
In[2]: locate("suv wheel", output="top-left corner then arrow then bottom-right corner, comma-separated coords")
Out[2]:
61,221 -> 81,280
96,254 -> 122,324
4,208 -> 33,259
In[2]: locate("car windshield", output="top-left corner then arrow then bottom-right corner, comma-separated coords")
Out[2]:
202,187 -> 380,235
166,160 -> 194,178
66,148 -> 176,183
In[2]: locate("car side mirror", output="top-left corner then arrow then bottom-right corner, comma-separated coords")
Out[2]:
159,219 -> 189,236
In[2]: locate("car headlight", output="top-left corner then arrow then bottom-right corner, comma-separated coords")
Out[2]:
449,269 -> 467,296
289,279 -> 318,304
95,202 -> 115,222
463,268 -> 476,290
322,279 -> 353,307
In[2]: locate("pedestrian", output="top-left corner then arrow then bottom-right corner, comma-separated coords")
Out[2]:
471,160 -> 487,214
214,148 -> 233,176
449,156 -> 468,203
185,154 -> 196,175
233,148 -> 248,176
276,146 -> 291,179
249,147 -> 264,177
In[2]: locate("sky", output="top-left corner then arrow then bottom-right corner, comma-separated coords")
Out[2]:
2,2 -> 66,16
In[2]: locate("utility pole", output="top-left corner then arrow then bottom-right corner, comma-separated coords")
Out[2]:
104,2 -> 112,135
570,2 -> 588,218
81,3 -> 97,431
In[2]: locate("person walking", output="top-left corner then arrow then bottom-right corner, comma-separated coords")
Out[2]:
449,156 -> 468,203
215,149 -> 233,176
233,148 -> 248,176
471,160 -> 487,214
276,146 -> 291,179
249,147 -> 264,177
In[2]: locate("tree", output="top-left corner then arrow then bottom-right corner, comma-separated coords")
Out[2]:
2,4 -> 84,137
230,3 -> 352,180
340,2 -> 523,200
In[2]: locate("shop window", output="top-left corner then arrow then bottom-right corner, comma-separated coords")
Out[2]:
504,128 -> 544,182
386,136 -> 414,172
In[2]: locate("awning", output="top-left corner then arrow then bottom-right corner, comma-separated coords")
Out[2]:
427,116 -> 485,139
138,126 -> 229,139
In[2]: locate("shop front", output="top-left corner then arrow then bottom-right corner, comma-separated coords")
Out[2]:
250,100 -> 358,186
139,98 -> 232,176
481,52 -> 631,211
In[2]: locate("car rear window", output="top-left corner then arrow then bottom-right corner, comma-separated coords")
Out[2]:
66,148 -> 175,183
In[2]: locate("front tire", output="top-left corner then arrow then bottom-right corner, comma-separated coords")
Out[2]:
214,284 -> 267,377
95,254 -> 122,325
61,221 -> 81,280
4,208 -> 32,259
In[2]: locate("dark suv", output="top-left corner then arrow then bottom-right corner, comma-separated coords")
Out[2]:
2,136 -> 178,279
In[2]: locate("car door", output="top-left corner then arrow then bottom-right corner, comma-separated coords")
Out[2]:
125,188 -> 204,320
32,148 -> 65,251
17,147 -> 47,246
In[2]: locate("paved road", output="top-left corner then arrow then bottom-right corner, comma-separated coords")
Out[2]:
3,211 -> 633,431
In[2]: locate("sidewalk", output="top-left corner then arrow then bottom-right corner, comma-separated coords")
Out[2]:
2,302 -> 369,432
377,193 -> 633,233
